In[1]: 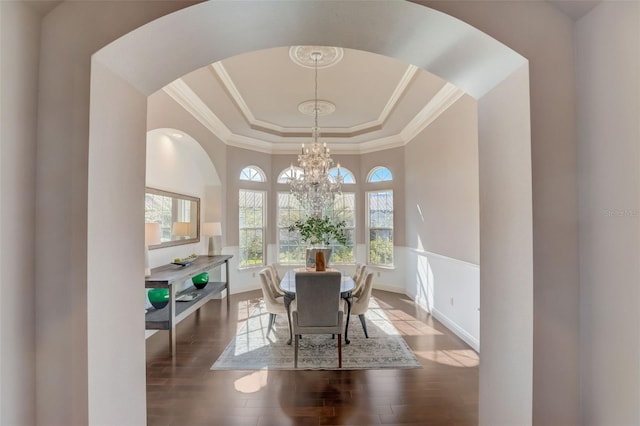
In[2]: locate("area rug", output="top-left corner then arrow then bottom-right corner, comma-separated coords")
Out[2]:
211,298 -> 422,370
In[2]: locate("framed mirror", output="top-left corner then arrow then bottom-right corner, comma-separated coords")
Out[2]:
145,187 -> 200,249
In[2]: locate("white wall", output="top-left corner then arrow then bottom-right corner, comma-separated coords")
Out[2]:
88,60 -> 149,426
576,3 -> 640,425
422,2 -> 580,423
0,2 -> 39,424
35,2 -> 198,424
403,94 -> 480,350
145,129 -> 220,268
145,128 -> 222,313
405,249 -> 480,351
478,64 -> 533,426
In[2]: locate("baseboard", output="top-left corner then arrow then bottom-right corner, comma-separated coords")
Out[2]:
432,307 -> 479,352
372,283 -> 405,294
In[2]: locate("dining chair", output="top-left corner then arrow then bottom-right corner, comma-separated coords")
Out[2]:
291,272 -> 344,368
352,263 -> 365,281
349,273 -> 374,338
267,264 -> 284,296
352,264 -> 368,298
259,270 -> 288,336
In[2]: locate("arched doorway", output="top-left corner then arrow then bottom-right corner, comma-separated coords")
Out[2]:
88,2 -> 532,424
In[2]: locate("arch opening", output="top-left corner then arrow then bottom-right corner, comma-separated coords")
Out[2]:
87,2 -> 533,424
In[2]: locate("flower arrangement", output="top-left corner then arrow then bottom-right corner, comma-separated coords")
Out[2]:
288,215 -> 348,247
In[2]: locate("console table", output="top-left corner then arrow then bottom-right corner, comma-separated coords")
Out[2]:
145,255 -> 232,357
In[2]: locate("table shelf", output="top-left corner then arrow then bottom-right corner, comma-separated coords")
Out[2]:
145,255 -> 232,357
145,281 -> 226,328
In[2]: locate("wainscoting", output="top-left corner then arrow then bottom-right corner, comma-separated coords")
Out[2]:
403,248 -> 479,351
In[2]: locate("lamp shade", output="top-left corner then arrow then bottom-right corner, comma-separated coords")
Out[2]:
144,223 -> 161,246
203,222 -> 222,236
172,222 -> 191,237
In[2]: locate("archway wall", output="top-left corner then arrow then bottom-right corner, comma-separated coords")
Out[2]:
420,4 -> 581,423
89,2 -> 532,425
95,1 -> 525,99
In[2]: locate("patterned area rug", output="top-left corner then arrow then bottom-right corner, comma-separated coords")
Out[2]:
211,298 -> 422,370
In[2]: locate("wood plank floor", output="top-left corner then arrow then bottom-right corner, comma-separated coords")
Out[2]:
146,289 -> 479,425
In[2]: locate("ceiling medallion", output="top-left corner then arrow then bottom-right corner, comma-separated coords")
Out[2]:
289,46 -> 344,69
298,100 -> 336,117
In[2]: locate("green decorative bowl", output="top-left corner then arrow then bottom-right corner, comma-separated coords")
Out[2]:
148,288 -> 169,309
192,272 -> 209,289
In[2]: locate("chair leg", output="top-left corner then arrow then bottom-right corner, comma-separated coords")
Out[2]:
267,313 -> 276,335
294,334 -> 299,368
338,334 -> 342,368
358,314 -> 369,338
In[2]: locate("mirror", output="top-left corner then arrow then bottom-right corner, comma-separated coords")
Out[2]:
145,187 -> 200,249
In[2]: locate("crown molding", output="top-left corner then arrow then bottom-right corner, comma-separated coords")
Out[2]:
400,82 -> 465,143
162,79 -> 232,142
164,77 -> 464,155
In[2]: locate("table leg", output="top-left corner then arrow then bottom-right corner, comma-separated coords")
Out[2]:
169,284 -> 177,358
225,260 -> 230,311
343,293 -> 353,344
284,293 -> 294,345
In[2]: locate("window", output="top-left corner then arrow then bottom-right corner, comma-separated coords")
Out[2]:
278,166 -> 355,184
367,166 -> 393,182
277,193 -> 306,264
367,190 -> 393,266
323,193 -> 356,263
329,167 -> 356,184
277,192 -> 356,264
277,166 -> 303,183
240,166 -> 266,182
239,189 -> 265,268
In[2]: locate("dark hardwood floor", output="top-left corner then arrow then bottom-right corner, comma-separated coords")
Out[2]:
146,289 -> 478,425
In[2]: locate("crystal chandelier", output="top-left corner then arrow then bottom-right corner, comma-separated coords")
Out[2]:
289,50 -> 342,216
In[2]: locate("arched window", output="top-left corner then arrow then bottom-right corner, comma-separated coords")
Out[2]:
277,166 -> 303,183
367,166 -> 393,182
329,167 -> 355,184
239,166 -> 266,182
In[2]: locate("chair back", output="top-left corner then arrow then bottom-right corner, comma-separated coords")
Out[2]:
352,265 -> 368,298
353,273 -> 374,313
268,264 -> 281,284
259,269 -> 278,305
294,272 -> 342,327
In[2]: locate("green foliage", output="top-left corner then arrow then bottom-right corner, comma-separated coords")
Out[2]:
288,215 -> 348,247
370,235 -> 393,265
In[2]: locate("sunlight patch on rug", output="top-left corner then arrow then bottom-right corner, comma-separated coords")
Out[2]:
211,298 -> 422,370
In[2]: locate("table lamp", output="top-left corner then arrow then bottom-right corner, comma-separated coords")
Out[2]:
172,221 -> 191,239
203,222 -> 222,256
144,222 -> 161,276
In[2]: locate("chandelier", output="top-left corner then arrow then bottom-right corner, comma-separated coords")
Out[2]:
289,50 -> 343,216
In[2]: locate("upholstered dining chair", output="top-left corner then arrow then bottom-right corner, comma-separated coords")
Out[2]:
352,264 -> 368,298
291,272 -> 344,368
349,273 -> 374,338
267,265 -> 284,297
259,270 -> 287,336
352,263 -> 365,281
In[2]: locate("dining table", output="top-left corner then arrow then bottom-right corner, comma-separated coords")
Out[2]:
279,269 -> 356,345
